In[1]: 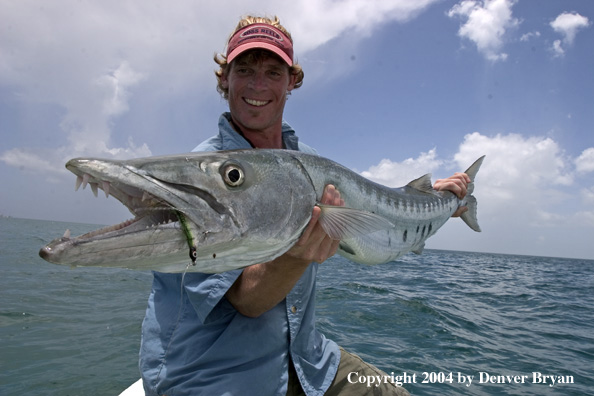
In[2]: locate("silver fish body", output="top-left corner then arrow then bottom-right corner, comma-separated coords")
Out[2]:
39,150 -> 484,273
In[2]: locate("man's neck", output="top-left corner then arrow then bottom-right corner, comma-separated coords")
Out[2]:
231,119 -> 284,149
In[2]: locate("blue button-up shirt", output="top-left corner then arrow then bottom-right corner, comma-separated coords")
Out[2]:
140,113 -> 340,396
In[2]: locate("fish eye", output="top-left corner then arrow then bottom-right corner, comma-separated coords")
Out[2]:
222,164 -> 244,187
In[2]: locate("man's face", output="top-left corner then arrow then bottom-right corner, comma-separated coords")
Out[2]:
222,52 -> 296,135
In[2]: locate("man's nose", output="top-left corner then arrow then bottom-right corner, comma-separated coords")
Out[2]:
247,72 -> 267,90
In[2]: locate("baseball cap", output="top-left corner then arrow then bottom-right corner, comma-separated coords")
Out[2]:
226,24 -> 294,66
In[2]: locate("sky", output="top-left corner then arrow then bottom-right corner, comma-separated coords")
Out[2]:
1,0 -> 593,260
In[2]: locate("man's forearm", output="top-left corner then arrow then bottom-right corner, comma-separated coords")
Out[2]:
226,255 -> 311,318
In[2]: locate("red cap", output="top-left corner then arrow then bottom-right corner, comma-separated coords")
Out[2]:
226,24 -> 294,66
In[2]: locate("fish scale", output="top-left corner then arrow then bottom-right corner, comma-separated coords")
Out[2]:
39,150 -> 484,273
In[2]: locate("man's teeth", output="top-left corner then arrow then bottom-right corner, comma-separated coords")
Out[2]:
245,98 -> 268,106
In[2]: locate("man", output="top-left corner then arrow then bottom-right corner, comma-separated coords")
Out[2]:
140,16 -> 469,396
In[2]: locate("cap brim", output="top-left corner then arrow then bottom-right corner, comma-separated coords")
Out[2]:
227,42 -> 293,66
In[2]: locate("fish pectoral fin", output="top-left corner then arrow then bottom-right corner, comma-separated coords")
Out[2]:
317,205 -> 394,240
411,243 -> 425,255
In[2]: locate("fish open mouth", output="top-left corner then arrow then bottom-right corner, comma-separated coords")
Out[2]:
67,171 -> 181,241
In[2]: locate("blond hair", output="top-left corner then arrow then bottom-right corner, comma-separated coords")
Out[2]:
214,16 -> 304,99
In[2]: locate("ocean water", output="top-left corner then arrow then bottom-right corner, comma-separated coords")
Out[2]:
1,217 -> 593,395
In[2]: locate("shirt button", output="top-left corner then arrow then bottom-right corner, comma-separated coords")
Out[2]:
291,305 -> 297,314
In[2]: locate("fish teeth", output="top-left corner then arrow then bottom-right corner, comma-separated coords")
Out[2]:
75,176 -> 83,191
63,229 -> 71,239
102,181 -> 110,198
76,174 -> 111,198
81,174 -> 90,189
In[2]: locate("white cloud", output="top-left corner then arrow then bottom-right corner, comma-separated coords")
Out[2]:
550,12 -> 590,57
360,148 -> 441,187
290,0 -> 438,51
447,0 -> 519,62
520,31 -> 540,42
551,39 -> 565,57
454,132 -> 572,187
452,132 -> 576,225
550,12 -> 590,44
96,62 -> 146,118
0,148 -> 66,176
575,147 -> 594,173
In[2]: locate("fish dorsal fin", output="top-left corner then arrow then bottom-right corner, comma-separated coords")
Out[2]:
406,173 -> 434,194
317,205 -> 394,240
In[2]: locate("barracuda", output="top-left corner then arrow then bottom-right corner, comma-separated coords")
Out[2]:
39,150 -> 484,273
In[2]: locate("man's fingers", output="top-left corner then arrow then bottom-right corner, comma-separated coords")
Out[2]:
321,184 -> 343,206
451,206 -> 468,218
297,206 -> 321,246
434,173 -> 470,199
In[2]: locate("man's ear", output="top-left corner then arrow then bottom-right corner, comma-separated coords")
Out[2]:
220,70 -> 229,89
287,72 -> 297,92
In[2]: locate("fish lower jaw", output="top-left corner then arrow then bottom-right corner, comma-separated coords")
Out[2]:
75,213 -> 180,241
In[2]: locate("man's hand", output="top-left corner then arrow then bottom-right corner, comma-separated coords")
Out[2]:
286,184 -> 344,264
433,172 -> 470,218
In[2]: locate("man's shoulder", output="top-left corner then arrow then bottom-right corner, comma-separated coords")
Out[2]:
191,135 -> 223,152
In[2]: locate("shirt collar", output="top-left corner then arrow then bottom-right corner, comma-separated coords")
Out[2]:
218,112 -> 300,151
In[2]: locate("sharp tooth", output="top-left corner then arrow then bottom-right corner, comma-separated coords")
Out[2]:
63,229 -> 71,238
75,176 -> 83,191
90,183 -> 98,197
142,192 -> 151,202
82,174 -> 90,189
102,181 -> 110,198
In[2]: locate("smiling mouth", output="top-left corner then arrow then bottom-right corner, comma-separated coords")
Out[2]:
244,98 -> 270,107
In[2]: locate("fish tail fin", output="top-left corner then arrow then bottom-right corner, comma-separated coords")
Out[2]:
460,155 -> 485,232
460,195 -> 481,232
464,155 -> 485,194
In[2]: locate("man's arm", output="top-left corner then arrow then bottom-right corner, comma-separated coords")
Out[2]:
226,185 -> 344,318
